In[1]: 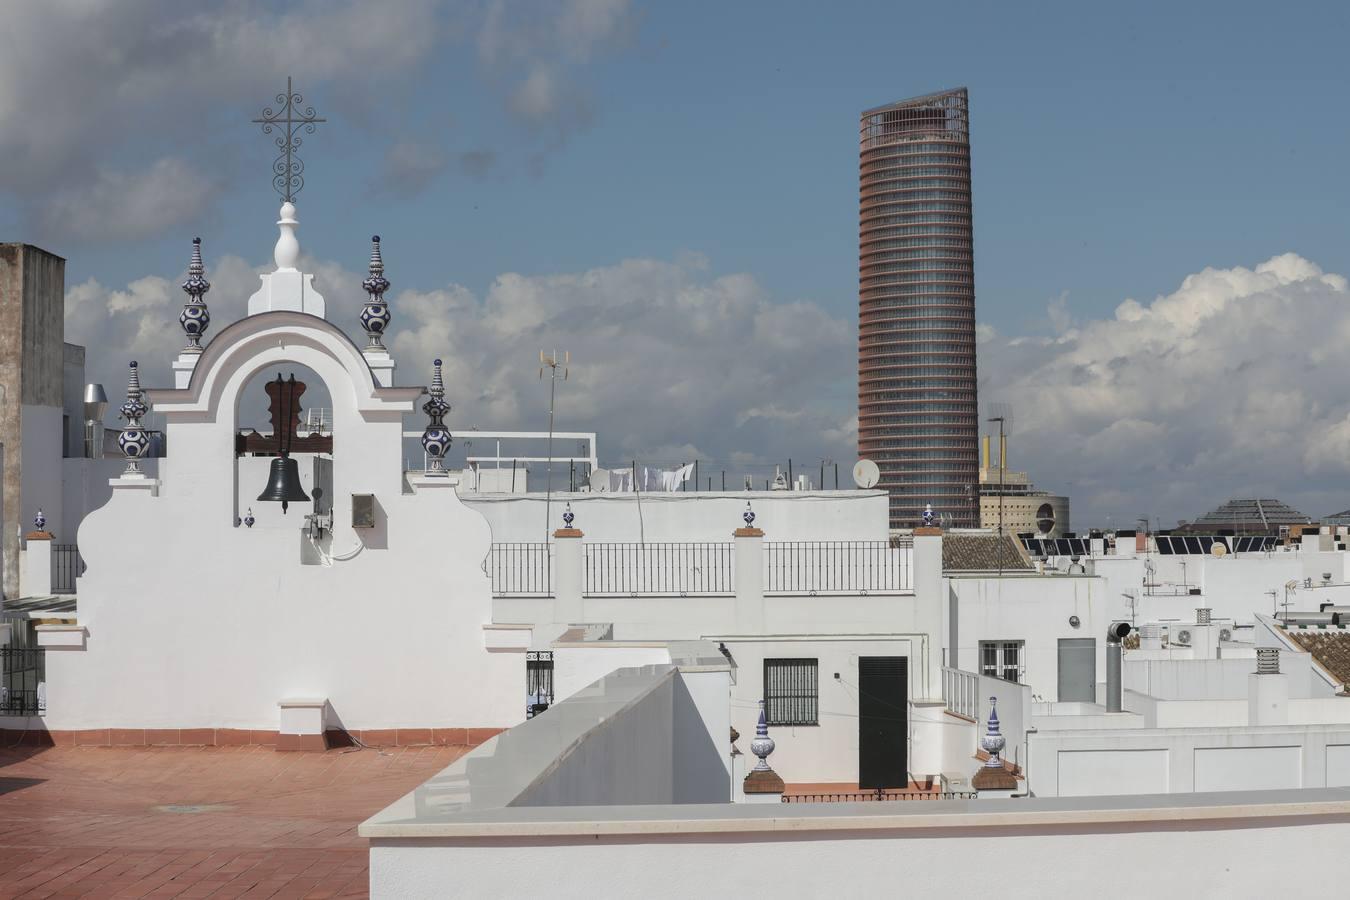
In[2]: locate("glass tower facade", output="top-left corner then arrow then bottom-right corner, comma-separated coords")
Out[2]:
859,88 -> 977,530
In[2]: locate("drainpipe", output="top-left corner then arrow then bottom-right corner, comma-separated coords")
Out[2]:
1106,621 -> 1131,713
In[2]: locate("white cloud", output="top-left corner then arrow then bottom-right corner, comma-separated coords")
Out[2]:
980,253 -> 1350,527
67,251 -> 857,482
477,0 -> 631,141
0,0 -> 626,236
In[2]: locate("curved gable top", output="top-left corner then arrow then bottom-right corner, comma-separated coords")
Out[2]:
145,311 -> 424,415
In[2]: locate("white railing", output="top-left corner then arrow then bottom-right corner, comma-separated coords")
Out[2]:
942,666 -> 979,720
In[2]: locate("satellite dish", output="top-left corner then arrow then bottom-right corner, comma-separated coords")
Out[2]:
853,459 -> 880,489
1211,542 -> 1227,558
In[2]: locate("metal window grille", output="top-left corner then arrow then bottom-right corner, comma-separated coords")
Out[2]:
978,641 -> 1023,683
1,648 -> 45,716
584,543 -> 733,596
485,543 -> 552,597
51,545 -> 85,595
764,658 -> 818,726
526,650 -> 554,719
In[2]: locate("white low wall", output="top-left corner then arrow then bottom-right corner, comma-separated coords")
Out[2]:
367,792 -> 1350,899
1029,724 -> 1350,796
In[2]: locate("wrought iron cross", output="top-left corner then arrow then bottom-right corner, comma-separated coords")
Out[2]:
251,77 -> 326,202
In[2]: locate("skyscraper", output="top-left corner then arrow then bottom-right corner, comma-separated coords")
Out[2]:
858,87 -> 977,530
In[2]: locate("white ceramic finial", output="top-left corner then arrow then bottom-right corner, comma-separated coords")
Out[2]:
274,201 -> 300,270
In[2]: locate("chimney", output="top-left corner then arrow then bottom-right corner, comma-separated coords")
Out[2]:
1106,622 -> 1130,713
1248,648 -> 1288,726
1192,608 -> 1219,660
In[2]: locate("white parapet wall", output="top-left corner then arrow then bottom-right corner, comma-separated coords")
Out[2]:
364,789 -> 1350,899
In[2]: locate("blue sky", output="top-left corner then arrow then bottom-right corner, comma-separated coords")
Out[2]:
47,1 -> 1350,329
7,1 -> 1350,526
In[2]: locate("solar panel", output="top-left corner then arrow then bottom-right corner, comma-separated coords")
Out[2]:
1156,536 -> 1176,555
1184,537 -> 1203,555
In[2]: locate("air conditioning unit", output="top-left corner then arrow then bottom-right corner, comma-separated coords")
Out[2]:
1173,628 -> 1193,646
1219,627 -> 1233,642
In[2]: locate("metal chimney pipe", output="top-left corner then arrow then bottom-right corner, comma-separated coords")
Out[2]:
1105,621 -> 1130,713
83,383 -> 108,459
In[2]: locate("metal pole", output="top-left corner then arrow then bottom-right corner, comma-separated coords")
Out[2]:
544,362 -> 557,540
988,415 -> 1006,578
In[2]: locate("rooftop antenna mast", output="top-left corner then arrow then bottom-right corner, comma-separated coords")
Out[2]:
540,350 -> 569,541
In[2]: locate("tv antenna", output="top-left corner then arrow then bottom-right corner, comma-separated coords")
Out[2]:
540,350 -> 569,541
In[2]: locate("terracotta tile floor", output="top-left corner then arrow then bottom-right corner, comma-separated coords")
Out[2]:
0,744 -> 465,898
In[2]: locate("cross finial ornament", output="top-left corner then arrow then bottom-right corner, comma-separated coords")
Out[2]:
251,77 -> 326,202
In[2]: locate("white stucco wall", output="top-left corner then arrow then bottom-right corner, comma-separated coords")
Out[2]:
946,574 -> 1106,702
716,635 -> 919,785
1028,724 -> 1350,796
40,313 -> 525,732
369,810 -> 1350,899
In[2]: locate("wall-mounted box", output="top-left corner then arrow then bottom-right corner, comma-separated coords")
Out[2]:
352,493 -> 376,528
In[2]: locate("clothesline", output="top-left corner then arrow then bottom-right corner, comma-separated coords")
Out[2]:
590,463 -> 695,493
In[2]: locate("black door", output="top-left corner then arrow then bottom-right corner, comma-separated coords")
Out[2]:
858,656 -> 908,789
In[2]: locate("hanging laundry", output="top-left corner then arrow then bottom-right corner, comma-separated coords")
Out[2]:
608,467 -> 633,492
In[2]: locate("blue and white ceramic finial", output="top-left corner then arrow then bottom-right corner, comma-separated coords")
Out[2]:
421,358 -> 452,475
980,696 -> 1006,768
33,509 -> 46,532
179,237 -> 211,351
360,235 -> 392,350
750,699 -> 776,772
922,503 -> 935,527
117,361 -> 151,475
562,502 -> 574,529
743,501 -> 755,528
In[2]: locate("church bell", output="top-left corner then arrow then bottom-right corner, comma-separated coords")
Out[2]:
257,455 -> 310,513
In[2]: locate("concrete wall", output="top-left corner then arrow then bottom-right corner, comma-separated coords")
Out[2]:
1028,724 -> 1350,796
553,644 -> 673,704
0,244 -> 65,600
464,490 -> 890,544
1123,655 -> 1324,701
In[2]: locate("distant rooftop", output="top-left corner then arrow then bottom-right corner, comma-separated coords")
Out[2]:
942,532 -> 1032,573
1285,628 -> 1350,689
1190,498 -> 1311,530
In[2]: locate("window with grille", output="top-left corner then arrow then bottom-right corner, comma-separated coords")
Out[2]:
764,658 -> 818,726
978,641 -> 1023,683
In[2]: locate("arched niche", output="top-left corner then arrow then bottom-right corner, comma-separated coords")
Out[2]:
145,312 -> 422,531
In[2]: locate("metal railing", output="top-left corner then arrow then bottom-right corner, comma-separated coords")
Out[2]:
485,543 -> 552,597
942,666 -> 979,720
584,542 -> 734,596
1,648 -> 45,716
51,545 -> 85,595
764,541 -> 912,595
783,790 -> 976,803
